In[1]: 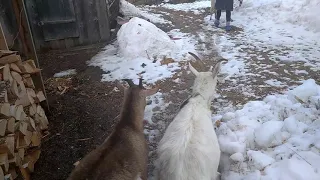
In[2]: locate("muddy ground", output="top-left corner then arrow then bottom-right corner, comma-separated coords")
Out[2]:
32,44 -> 124,179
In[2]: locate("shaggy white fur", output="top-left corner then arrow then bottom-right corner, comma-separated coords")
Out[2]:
155,62 -> 222,180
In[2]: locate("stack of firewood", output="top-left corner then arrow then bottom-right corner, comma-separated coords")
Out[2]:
0,50 -> 48,179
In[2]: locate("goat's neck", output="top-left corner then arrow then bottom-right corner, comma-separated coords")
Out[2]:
118,92 -> 145,132
192,93 -> 213,108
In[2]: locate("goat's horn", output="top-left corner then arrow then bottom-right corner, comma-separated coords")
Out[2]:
216,58 -> 228,64
188,52 -> 206,70
139,78 -> 144,88
123,79 -> 135,87
188,52 -> 201,61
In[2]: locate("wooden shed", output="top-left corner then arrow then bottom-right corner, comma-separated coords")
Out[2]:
0,0 -> 120,51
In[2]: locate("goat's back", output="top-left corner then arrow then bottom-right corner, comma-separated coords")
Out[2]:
155,99 -> 220,180
68,127 -> 148,180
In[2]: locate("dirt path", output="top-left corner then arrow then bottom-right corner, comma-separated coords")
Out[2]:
32,44 -> 125,180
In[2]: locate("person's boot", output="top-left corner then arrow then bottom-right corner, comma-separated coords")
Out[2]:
214,19 -> 220,27
226,21 -> 231,31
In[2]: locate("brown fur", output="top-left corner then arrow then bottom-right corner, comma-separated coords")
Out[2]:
67,80 -> 159,180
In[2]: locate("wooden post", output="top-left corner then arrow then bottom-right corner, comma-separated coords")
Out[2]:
10,0 -> 50,112
11,0 -> 29,57
0,23 -> 9,50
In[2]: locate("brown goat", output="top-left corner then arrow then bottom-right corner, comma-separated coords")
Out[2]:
67,79 -> 159,180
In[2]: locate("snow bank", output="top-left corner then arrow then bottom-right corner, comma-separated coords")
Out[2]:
254,121 -> 284,148
215,79 -> 320,179
288,79 -> 320,103
117,17 -> 176,59
263,157 -> 319,180
247,150 -> 275,170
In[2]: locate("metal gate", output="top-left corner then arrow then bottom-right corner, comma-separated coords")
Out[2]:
35,0 -> 79,41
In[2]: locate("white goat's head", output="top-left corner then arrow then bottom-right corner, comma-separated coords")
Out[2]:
187,52 -> 227,101
189,61 -> 222,100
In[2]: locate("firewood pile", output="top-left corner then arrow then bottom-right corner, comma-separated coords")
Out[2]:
0,50 -> 48,179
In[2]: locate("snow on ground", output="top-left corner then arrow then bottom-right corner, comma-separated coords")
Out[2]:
141,10 -> 173,25
120,0 -> 172,25
53,69 -> 77,78
265,79 -> 287,88
214,79 -> 320,180
204,0 -> 320,74
144,92 -> 170,124
212,34 -> 247,79
150,1 -> 210,14
90,1 -> 320,179
89,17 -> 196,84
243,0 -> 320,32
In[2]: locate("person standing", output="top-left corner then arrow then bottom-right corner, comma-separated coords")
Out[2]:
214,0 -> 243,31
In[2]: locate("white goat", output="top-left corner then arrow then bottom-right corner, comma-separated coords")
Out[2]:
155,56 -> 222,180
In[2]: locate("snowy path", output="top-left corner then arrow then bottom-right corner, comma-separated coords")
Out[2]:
203,1 -> 320,99
141,1 -> 320,179
90,0 -> 320,179
142,1 -> 320,101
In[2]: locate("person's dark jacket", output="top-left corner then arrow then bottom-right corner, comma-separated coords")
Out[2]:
215,0 -> 234,11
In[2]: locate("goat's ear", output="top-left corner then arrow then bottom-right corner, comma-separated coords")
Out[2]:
212,61 -> 222,78
189,62 -> 199,76
116,81 -> 127,92
140,86 -> 159,97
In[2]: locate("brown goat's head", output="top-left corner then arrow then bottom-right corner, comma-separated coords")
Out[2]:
119,78 -> 159,110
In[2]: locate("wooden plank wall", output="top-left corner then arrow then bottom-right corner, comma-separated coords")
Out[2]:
0,0 -> 20,49
0,0 -> 50,110
25,0 -> 111,50
0,23 -> 9,50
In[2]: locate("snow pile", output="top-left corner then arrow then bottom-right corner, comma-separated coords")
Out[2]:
119,0 -> 172,24
89,18 -> 196,84
119,0 -> 142,17
215,79 -> 320,179
290,79 -> 320,102
117,17 -> 177,59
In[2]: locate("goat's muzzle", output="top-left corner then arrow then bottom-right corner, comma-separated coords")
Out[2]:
123,79 -> 135,87
139,78 -> 144,89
